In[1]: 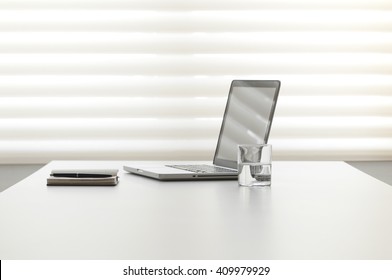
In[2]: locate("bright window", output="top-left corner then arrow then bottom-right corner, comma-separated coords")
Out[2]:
1,0 -> 392,163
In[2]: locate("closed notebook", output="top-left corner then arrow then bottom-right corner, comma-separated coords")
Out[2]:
47,169 -> 119,186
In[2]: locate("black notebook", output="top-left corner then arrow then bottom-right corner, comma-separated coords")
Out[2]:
47,169 -> 119,186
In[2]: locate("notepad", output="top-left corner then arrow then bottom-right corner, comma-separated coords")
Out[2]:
47,169 -> 119,186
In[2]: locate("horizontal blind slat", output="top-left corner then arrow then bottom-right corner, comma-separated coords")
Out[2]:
1,11 -> 392,32
1,32 -> 392,53
1,75 -> 392,97
0,139 -> 216,164
1,0 -> 392,10
1,138 -> 392,164
0,97 -> 226,118
2,117 -> 392,140
270,117 -> 392,138
0,54 -> 391,75
0,118 -> 221,140
1,96 -> 391,118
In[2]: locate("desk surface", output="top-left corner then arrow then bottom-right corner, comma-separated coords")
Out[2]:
1,161 -> 392,260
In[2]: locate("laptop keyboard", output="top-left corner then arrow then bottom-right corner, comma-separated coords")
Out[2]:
166,164 -> 237,174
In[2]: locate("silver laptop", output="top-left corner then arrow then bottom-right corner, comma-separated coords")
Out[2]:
124,80 -> 280,180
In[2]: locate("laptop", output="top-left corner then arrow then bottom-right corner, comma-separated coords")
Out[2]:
123,80 -> 281,180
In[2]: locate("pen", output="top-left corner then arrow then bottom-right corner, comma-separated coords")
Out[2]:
51,173 -> 113,178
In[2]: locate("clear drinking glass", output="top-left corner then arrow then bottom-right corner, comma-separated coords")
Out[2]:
238,144 -> 272,187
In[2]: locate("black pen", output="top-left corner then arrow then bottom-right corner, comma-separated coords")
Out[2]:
51,173 -> 113,178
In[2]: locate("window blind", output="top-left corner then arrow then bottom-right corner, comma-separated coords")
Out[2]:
1,0 -> 392,164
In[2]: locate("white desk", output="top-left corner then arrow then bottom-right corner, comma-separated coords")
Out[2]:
1,161 -> 392,260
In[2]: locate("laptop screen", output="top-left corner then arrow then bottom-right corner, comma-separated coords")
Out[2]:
213,80 -> 280,169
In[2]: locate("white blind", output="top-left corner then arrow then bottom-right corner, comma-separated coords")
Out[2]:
1,0 -> 392,163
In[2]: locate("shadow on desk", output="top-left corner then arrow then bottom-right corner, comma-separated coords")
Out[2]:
346,161 -> 392,187
0,164 -> 44,192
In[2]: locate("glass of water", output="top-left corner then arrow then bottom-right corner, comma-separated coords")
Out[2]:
238,144 -> 272,187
